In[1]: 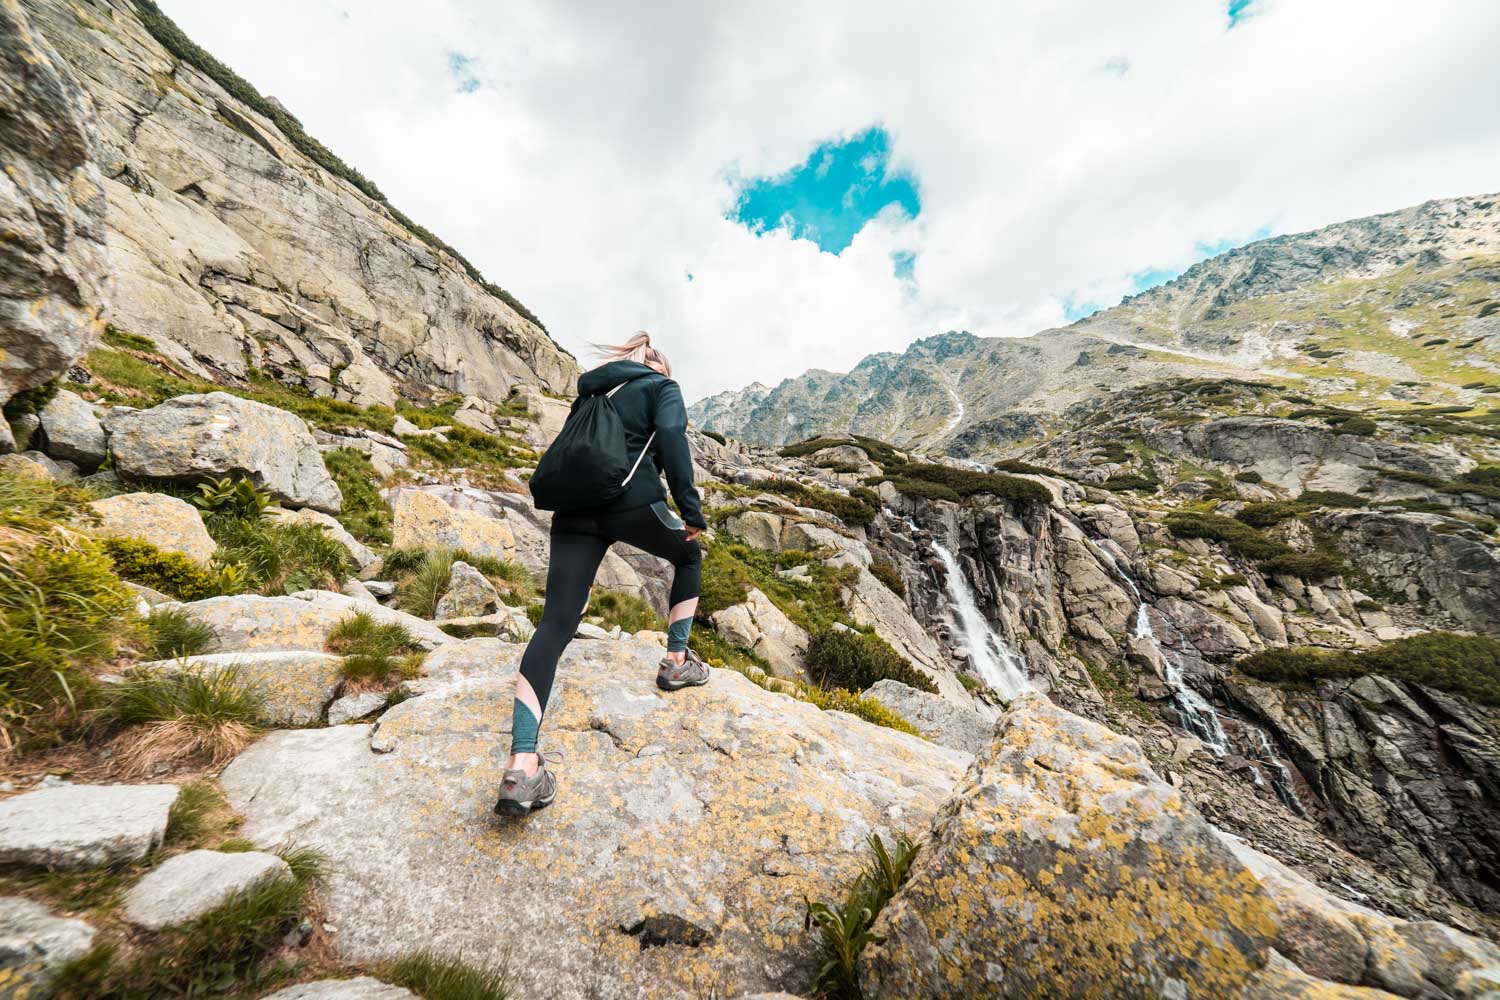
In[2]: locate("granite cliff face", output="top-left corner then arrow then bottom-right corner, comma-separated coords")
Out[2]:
19,0 -> 577,408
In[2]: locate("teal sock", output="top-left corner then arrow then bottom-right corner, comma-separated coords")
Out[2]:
510,698 -> 540,755
667,617 -> 692,653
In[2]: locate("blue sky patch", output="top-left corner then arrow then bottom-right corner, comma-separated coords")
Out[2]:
729,127 -> 920,254
1227,0 -> 1257,28
449,52 -> 481,94
892,251 -> 916,281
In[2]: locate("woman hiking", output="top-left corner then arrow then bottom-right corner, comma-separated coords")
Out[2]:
494,332 -> 708,816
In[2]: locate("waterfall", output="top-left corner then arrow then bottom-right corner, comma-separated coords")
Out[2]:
929,539 -> 1031,700
1131,599 -> 1231,756
1249,727 -> 1308,817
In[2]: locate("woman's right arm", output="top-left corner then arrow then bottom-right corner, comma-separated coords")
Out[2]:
653,379 -> 706,530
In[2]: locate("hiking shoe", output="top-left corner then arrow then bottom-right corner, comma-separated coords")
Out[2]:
493,756 -> 558,817
656,649 -> 710,691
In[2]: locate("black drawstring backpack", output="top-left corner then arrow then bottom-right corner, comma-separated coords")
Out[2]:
528,377 -> 656,512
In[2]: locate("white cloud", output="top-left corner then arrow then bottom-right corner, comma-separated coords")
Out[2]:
160,0 -> 1500,401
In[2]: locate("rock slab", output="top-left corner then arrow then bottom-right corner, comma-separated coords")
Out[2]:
865,680 -> 992,755
107,393 -> 342,513
163,592 -> 451,653
140,651 -> 346,727
0,896 -> 97,997
38,391 -> 106,469
89,492 -> 217,564
125,849 -> 292,930
0,783 -> 179,869
860,692 -> 1279,998
386,487 -> 514,561
222,638 -> 969,999
257,978 -> 417,1000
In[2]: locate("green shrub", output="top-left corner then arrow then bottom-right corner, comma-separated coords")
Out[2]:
759,480 -> 878,526
702,429 -> 727,445
376,950 -> 514,1000
211,518 -> 351,596
1100,473 -> 1160,493
1333,417 -> 1377,436
1235,501 -> 1301,528
799,684 -> 920,735
101,537 -> 224,601
190,477 -> 270,522
806,628 -> 937,694
1258,550 -> 1346,580
140,607 -> 217,660
1234,471 -> 1263,484
132,0 -> 547,334
0,473 -> 134,748
1238,632 -> 1500,705
875,462 -> 1051,505
587,590 -> 664,633
1163,512 -> 1288,561
880,476 -> 960,502
103,666 -> 264,771
955,672 -> 983,692
805,833 -> 921,999
326,612 -> 422,684
869,559 -> 905,598
323,448 -> 393,544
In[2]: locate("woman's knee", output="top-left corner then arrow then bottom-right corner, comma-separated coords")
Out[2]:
676,540 -> 703,569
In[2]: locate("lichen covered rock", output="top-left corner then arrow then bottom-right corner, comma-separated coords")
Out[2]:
860,692 -> 1279,998
89,491 -> 216,564
387,487 -> 514,561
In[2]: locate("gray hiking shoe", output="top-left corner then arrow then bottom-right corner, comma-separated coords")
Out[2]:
656,649 -> 710,691
493,756 -> 558,817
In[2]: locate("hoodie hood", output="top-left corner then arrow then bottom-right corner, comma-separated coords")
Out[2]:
577,360 -> 662,397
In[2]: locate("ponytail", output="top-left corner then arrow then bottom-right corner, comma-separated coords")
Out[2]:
594,331 -> 672,377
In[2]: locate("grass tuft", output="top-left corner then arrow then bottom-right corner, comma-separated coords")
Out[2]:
104,667 -> 263,774
376,949 -> 514,1000
805,833 -> 922,999
140,607 -> 217,660
326,612 -> 423,686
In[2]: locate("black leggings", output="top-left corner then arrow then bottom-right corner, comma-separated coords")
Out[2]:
510,502 -> 702,753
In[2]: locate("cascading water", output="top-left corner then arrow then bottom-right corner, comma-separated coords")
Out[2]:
1132,605 -> 1231,756
1249,727 -> 1308,817
931,540 -> 1031,700
891,511 -> 1030,699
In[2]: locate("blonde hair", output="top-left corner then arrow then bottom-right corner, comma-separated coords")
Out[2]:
594,331 -> 672,377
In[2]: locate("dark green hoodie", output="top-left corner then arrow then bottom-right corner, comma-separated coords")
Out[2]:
574,361 -> 705,529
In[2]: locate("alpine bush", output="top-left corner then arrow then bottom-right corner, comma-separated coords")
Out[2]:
806,628 -> 937,694
1238,632 -> 1500,706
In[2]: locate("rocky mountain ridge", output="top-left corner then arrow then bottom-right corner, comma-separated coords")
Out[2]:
692,193 -> 1500,459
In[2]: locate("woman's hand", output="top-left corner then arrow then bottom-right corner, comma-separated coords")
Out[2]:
684,526 -> 702,541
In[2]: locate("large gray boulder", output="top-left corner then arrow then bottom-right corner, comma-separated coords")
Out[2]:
0,783 -> 179,869
386,487 -> 514,561
139,651 -> 346,727
864,680 -> 992,755
710,587 -> 808,678
124,849 -> 292,930
160,592 -> 452,653
0,0 -> 111,430
0,896 -> 97,997
221,638 -> 968,999
38,390 -> 106,468
108,393 -> 343,513
89,491 -> 217,564
860,692 -> 1279,998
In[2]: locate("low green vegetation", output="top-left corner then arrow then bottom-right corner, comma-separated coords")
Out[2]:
326,612 -> 424,685
164,779 -> 239,847
805,833 -> 922,999
0,472 -> 135,751
586,590 -> 664,634
1235,491 -> 1367,528
1164,510 -> 1348,581
375,950 -> 514,1000
758,479 -> 879,526
868,558 -> 905,598
133,0 -> 546,333
139,607 -> 217,660
702,429 -> 727,445
387,547 -> 535,617
101,537 -> 230,601
321,448 -> 393,545
402,424 -> 535,485
805,628 -> 937,694
873,461 -> 1052,506
1238,632 -> 1500,706
210,513 -> 350,596
103,666 -> 264,773
697,541 -> 857,636
54,846 -> 328,999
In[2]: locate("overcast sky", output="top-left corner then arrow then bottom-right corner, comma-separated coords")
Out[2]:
161,0 -> 1500,401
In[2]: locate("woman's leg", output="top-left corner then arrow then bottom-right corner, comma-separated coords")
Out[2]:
509,523 -> 608,772
604,504 -> 702,658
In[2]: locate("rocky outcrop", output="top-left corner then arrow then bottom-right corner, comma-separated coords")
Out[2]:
140,650 -> 346,727
864,679 -> 993,754
386,487 -> 514,562
124,849 -> 292,930
0,783 -> 179,868
1230,674 -> 1500,914
861,693 -> 1279,998
433,560 -> 503,620
710,588 -> 809,678
108,393 -> 342,512
0,0 -> 111,434
37,390 -> 106,468
89,491 -> 216,563
24,0 -> 576,405
222,637 -> 970,999
1319,509 -> 1500,635
162,592 -> 452,653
